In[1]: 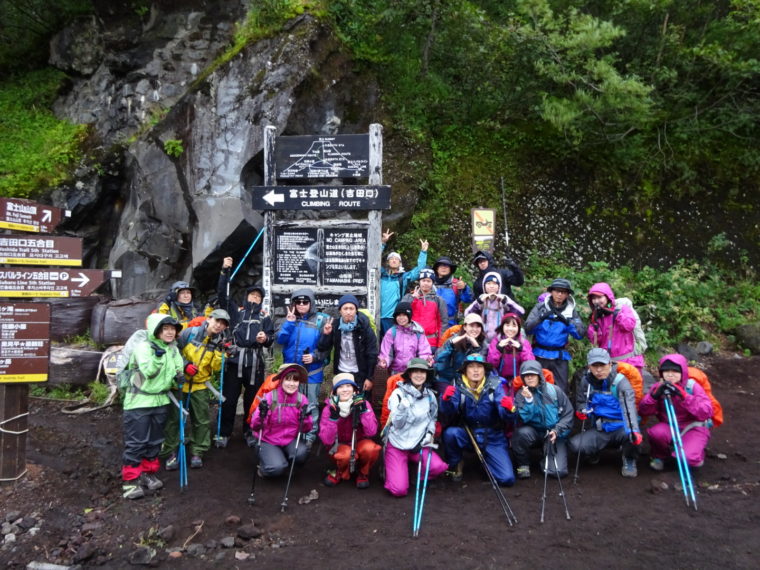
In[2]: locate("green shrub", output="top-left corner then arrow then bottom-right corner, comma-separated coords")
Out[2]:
0,69 -> 88,198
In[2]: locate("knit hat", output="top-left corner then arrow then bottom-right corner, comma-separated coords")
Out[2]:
432,256 -> 458,275
659,360 -> 681,373
209,309 -> 231,323
275,363 -> 308,383
332,372 -> 359,393
519,360 -> 543,378
338,294 -> 360,310
387,251 -> 402,261
419,268 -> 435,281
587,348 -> 611,365
547,278 -> 574,294
463,313 -> 484,326
459,352 -> 492,373
393,301 -> 413,320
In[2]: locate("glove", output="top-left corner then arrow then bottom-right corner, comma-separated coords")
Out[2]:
351,393 -> 366,411
299,403 -> 310,421
434,421 -> 442,439
555,314 -> 569,325
653,383 -> 667,400
174,372 -> 185,385
329,398 -> 340,420
421,432 -> 435,448
537,305 -> 551,320
630,431 -> 643,446
575,411 -> 588,421
671,384 -> 687,399
184,363 -> 198,376
500,396 -> 515,412
153,346 -> 166,357
258,400 -> 269,418
223,342 -> 236,357
496,293 -> 507,302
442,385 -> 456,401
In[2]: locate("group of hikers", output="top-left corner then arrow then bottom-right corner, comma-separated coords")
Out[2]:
120,238 -> 720,510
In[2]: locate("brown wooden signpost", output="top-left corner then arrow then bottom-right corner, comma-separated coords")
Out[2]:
0,235 -> 83,266
0,198 -> 70,234
0,303 -> 50,482
0,268 -> 119,297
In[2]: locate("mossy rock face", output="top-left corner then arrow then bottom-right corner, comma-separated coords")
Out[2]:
735,323 -> 760,355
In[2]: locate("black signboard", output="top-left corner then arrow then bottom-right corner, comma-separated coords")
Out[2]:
274,228 -> 319,286
276,134 -> 369,179
322,229 -> 368,287
251,185 -> 391,211
273,293 -> 368,313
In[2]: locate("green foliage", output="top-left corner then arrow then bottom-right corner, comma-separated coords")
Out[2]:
163,139 -> 184,158
0,0 -> 93,72
0,69 -> 88,198
521,259 -> 760,358
30,383 -> 88,401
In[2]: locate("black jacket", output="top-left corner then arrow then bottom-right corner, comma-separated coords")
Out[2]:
318,312 -> 378,382
472,251 -> 524,300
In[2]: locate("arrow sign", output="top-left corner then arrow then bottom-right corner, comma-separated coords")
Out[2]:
264,189 -> 285,206
0,198 -> 70,233
0,268 -> 117,298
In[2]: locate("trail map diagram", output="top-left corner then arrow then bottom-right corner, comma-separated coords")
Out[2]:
276,135 -> 369,179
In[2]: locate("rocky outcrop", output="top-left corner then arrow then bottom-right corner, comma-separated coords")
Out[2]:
48,5 -> 381,298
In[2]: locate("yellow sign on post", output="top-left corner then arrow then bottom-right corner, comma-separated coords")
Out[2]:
471,208 -> 496,253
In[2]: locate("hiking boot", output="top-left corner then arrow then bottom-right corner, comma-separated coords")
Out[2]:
122,480 -> 145,500
323,470 -> 341,487
649,458 -> 664,472
622,457 -> 638,478
516,465 -> 531,479
165,454 -> 178,471
190,455 -> 203,469
139,472 -> 164,491
449,461 -> 464,483
693,459 -> 704,468
215,436 -> 229,449
356,475 -> 370,489
587,453 -> 601,465
245,432 -> 258,448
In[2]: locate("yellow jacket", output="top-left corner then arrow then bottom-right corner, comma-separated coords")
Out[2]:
177,322 -> 224,393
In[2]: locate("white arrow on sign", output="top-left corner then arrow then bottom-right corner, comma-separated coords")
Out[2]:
71,273 -> 90,288
42,210 -> 52,223
263,189 -> 285,206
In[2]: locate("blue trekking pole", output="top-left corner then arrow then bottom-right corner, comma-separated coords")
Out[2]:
412,454 -> 422,534
413,448 -> 433,537
178,389 -> 189,491
664,395 -> 698,510
230,227 -> 266,282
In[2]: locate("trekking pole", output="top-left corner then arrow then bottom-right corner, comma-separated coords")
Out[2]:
230,226 -> 266,282
664,396 -> 697,510
247,405 -> 268,505
573,383 -> 591,484
412,452 -> 423,536
540,440 -> 550,524
214,354 -> 226,446
552,441 -> 571,520
280,405 -> 307,513
463,424 -> 517,526
178,389 -> 189,491
349,406 -> 359,474
413,447 -> 434,537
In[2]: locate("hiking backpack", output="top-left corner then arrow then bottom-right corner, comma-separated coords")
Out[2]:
114,329 -> 150,395
686,366 -> 723,428
615,297 -> 647,356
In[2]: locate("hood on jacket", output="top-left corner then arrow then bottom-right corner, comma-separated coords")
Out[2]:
482,271 -> 502,292
519,359 -> 545,386
147,313 -> 181,343
472,250 -> 494,270
587,282 -> 617,308
658,353 -> 689,383
291,288 -> 316,314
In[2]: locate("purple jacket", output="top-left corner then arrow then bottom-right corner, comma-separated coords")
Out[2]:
486,334 -> 535,380
465,294 -> 524,345
318,400 -> 378,447
638,354 -> 713,427
249,385 -> 313,446
378,322 -> 433,374
586,282 -> 644,369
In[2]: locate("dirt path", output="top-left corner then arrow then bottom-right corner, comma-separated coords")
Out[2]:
2,355 -> 758,568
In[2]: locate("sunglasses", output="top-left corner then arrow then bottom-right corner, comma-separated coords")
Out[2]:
294,299 -> 310,305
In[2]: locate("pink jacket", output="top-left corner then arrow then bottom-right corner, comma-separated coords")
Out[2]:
638,354 -> 714,427
378,322 -> 433,374
586,282 -> 644,369
249,385 -> 313,446
318,400 -> 378,447
486,334 -> 534,379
